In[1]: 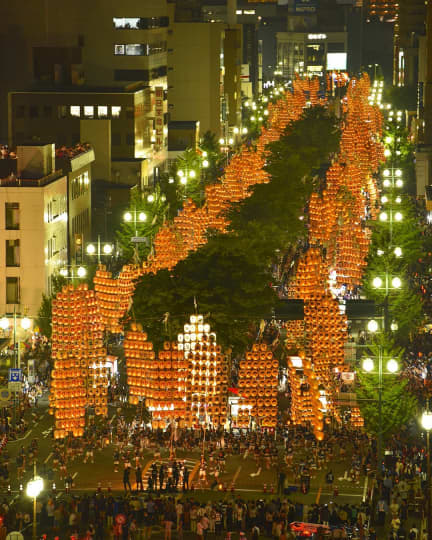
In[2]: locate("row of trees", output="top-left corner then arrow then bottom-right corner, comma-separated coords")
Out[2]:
358,121 -> 426,440
132,107 -> 341,353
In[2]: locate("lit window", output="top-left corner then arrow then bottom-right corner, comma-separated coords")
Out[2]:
70,106 -> 80,117
112,106 -> 121,118
236,9 -> 242,14
84,106 -> 94,117
98,106 -> 108,117
125,44 -> 143,56
114,44 -> 125,55
244,10 -> 255,15
83,171 -> 89,185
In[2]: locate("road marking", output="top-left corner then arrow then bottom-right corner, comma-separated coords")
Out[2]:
189,461 -> 201,486
362,475 -> 369,502
72,472 -> 78,479
44,452 -> 53,464
232,466 -> 242,486
315,485 -> 322,504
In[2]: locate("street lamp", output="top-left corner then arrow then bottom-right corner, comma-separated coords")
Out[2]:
123,209 -> 147,237
59,266 -> 87,280
361,341 -> 400,484
86,236 -> 114,264
27,471 -> 43,540
422,410 -> 432,540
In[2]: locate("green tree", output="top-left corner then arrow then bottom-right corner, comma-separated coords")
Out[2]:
132,107 -> 341,353
357,337 -> 418,440
115,186 -> 169,263
36,274 -> 67,338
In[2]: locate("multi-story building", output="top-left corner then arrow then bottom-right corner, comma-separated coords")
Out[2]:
167,21 -> 242,139
9,84 -> 166,187
1,0 -> 169,184
0,143 -> 93,317
277,31 -> 348,78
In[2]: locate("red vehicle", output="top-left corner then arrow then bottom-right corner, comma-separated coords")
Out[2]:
289,522 -> 331,537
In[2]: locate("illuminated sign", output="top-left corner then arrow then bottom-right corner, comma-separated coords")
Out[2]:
327,52 -> 347,70
154,86 -> 164,151
308,34 -> 327,40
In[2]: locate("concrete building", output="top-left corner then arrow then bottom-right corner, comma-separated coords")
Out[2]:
167,21 -> 242,139
0,143 -> 94,317
1,0 -> 169,184
8,84 -> 167,187
277,31 -> 348,78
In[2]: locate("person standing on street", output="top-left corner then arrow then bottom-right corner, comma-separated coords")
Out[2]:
123,466 -> 132,492
135,465 -> 143,492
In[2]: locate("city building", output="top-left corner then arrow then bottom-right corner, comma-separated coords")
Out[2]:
277,31 -> 348,78
8,84 -> 167,188
1,0 -> 169,185
0,143 -> 94,317
167,21 -> 242,139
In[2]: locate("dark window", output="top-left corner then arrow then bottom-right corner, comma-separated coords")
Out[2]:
112,133 -> 121,145
126,133 -> 135,146
58,105 -> 68,119
29,105 -> 39,118
6,277 -> 20,304
5,203 -> 19,230
43,105 -> 52,118
15,106 -> 25,119
328,42 -> 345,53
6,239 -> 20,267
114,69 -> 149,81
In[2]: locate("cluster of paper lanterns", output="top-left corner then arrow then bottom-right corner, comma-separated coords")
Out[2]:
50,283 -> 106,438
146,341 -> 187,428
284,74 -> 384,435
125,324 -> 155,402
180,315 -> 228,427
94,264 -> 140,333
236,343 -> 279,428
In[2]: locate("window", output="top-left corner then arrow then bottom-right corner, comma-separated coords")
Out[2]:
114,69 -> 148,81
126,133 -> 134,145
6,277 -> 20,304
112,16 -> 169,30
70,106 -> 81,117
15,106 -> 25,119
114,44 -> 125,55
6,240 -> 20,267
111,106 -> 121,118
244,9 -> 255,14
114,42 -> 167,56
58,105 -> 68,119
98,106 -> 108,117
29,105 -> 39,118
84,106 -> 94,117
43,105 -> 52,118
112,133 -> 121,145
5,203 -> 19,230
71,172 -> 90,200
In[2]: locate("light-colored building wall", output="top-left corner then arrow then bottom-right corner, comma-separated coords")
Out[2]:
168,23 -> 224,136
0,174 -> 68,317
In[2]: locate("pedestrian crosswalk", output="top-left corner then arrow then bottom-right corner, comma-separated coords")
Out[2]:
142,457 -> 196,491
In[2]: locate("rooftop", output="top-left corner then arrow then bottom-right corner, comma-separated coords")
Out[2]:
0,170 -> 65,188
12,82 -> 150,95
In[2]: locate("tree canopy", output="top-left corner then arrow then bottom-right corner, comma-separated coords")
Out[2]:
132,106 -> 341,353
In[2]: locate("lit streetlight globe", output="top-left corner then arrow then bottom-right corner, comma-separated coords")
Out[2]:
395,196 -> 401,203
103,244 -> 113,255
202,159 -> 209,168
383,179 -> 391,188
385,136 -> 392,144
242,127 -> 248,134
177,170 -> 184,178
372,277 -> 383,288
86,244 -> 96,255
189,170 -> 196,179
362,358 -> 374,372
381,196 -> 388,203
77,266 -> 87,278
394,247 -> 402,257
391,277 -> 402,288
26,476 -> 43,498
0,317 -> 10,330
396,179 -> 403,188
422,411 -> 432,431
138,212 -> 147,222
21,317 -> 31,330
384,149 -> 391,157
394,212 -> 403,222
386,358 -> 399,373
379,212 -> 388,222
383,169 -> 390,177
367,320 -> 379,333
391,322 -> 398,331
124,212 -> 132,222
395,169 -> 402,177
219,138 -> 225,145
147,194 -> 155,203
180,177 -> 187,185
